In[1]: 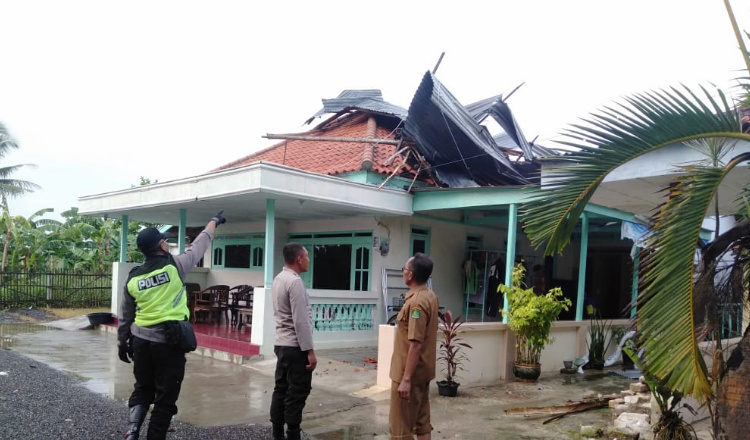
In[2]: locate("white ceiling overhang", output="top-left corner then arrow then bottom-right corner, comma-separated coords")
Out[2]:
547,142 -> 750,219
78,162 -> 414,225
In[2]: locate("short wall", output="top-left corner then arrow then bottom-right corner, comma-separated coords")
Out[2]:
111,262 -> 138,316
252,287 -> 381,357
376,319 -> 630,388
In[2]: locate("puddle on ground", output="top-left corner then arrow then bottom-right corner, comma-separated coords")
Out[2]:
0,322 -> 54,348
307,425 -> 368,440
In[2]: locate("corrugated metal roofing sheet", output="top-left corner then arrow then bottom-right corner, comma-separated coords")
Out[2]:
305,89 -> 408,125
403,71 -> 530,187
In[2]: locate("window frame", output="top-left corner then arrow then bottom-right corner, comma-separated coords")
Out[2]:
289,231 -> 373,291
410,226 -> 431,256
211,233 -> 265,271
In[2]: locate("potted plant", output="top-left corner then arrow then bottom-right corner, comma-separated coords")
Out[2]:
586,313 -> 612,370
500,263 -> 571,381
436,310 -> 472,397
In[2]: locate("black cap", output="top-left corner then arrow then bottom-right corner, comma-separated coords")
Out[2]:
136,228 -> 170,253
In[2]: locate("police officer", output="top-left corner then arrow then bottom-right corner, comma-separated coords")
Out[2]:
117,211 -> 226,440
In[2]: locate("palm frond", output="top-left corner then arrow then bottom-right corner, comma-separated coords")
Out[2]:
522,84 -> 748,255
638,154 -> 749,399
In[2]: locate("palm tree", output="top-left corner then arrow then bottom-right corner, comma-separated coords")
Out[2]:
0,123 -> 40,274
521,86 -> 750,436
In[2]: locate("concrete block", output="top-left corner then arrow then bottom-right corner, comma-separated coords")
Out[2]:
624,395 -> 639,404
614,412 -> 651,437
613,404 -> 632,417
605,426 -> 640,440
609,398 -> 624,408
630,382 -> 649,393
580,425 -> 603,437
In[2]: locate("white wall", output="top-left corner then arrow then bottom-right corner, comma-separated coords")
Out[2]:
376,319 -> 630,388
111,262 -> 138,316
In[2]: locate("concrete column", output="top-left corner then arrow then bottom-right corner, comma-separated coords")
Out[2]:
264,199 -> 276,288
575,212 -> 589,321
631,247 -> 640,318
178,209 -> 186,254
119,215 -> 128,262
503,203 -> 518,324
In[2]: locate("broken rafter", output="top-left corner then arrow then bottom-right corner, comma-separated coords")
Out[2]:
407,165 -> 422,192
383,139 -> 407,165
379,149 -> 411,189
411,148 -> 440,187
264,134 -> 400,145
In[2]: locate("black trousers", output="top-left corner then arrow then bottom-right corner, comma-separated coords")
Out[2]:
129,337 -> 186,440
270,346 -> 313,428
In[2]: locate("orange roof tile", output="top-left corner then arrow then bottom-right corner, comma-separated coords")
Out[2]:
214,113 -> 420,179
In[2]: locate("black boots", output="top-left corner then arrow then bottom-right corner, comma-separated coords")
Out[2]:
124,405 -> 148,439
272,423 -> 285,440
272,423 -> 301,440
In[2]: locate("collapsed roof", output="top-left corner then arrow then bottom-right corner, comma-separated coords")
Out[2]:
402,71 -> 533,187
221,73 -> 553,188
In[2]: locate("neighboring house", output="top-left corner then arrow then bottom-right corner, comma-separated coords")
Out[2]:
81,71 -> 742,384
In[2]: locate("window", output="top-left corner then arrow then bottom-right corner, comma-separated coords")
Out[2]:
410,226 -> 431,256
212,233 -> 265,270
466,234 -> 483,259
289,231 -> 372,291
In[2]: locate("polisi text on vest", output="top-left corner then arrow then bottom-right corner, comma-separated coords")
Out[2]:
138,272 -> 171,290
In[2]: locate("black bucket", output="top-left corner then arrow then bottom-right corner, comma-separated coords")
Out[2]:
87,312 -> 114,326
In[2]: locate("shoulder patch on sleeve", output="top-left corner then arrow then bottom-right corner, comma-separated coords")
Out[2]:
410,308 -> 421,319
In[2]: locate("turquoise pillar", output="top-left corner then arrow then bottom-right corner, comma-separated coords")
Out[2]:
575,212 -> 589,321
264,199 -> 276,288
119,215 -> 129,262
503,203 -> 518,324
178,209 -> 186,254
631,247 -> 640,319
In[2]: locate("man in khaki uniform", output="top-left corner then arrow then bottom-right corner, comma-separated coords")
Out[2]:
389,253 -> 439,440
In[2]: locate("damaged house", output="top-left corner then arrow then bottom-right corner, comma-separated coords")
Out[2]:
80,71 -> 702,383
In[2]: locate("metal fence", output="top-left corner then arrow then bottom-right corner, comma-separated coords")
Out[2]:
0,270 -> 112,308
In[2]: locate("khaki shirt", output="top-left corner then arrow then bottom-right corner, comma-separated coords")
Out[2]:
389,286 -> 439,384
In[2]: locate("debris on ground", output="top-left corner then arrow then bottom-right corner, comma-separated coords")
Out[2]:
505,393 -> 620,424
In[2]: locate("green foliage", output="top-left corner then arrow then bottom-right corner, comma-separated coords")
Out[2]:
438,310 -> 472,384
622,345 -> 698,440
587,313 -> 613,365
500,263 -> 571,365
519,81 -> 750,399
0,205 -> 155,272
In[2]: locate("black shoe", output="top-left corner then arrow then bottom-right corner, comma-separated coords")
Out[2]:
286,428 -> 301,440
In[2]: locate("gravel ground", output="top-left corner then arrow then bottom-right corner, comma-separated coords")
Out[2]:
0,318 -> 307,440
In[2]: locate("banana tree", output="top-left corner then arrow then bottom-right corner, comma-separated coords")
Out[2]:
522,85 -> 750,402
0,123 -> 40,274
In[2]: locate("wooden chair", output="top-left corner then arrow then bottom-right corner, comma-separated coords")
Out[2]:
229,284 -> 254,330
192,284 -> 230,325
184,282 -> 202,320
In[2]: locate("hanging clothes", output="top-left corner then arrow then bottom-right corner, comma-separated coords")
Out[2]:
485,257 -> 504,317
462,260 -> 478,295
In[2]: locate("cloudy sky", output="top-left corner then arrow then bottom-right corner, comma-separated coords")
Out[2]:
0,1 -> 747,220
